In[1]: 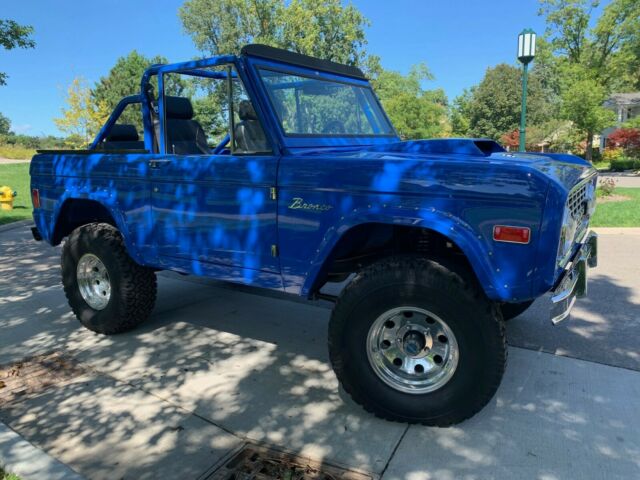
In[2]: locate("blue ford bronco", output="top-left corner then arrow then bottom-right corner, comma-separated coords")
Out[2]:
30,45 -> 598,425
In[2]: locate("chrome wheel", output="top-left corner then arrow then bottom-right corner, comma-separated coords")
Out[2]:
366,306 -> 459,394
76,253 -> 111,310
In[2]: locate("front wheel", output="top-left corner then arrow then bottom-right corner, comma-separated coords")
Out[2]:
328,256 -> 506,426
62,223 -> 157,334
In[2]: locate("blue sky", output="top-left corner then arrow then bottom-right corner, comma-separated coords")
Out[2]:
0,0 -> 553,136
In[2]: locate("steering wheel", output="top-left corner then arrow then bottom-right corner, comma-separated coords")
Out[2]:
322,120 -> 346,134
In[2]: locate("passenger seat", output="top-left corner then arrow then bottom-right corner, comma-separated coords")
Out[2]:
234,100 -> 269,153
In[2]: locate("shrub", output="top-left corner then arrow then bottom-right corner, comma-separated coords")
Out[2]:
597,177 -> 617,196
603,147 -> 624,162
610,158 -> 640,171
608,128 -> 640,149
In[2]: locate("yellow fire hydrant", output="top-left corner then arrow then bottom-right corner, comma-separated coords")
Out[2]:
0,186 -> 17,211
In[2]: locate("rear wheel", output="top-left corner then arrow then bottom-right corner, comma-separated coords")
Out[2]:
62,223 -> 157,334
328,256 -> 506,426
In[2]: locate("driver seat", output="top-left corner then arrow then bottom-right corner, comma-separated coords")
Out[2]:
234,100 -> 269,153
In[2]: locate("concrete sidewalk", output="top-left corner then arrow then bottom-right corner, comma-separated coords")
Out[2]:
1,223 -> 639,479
600,172 -> 640,188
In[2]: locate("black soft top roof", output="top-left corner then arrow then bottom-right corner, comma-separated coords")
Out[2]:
240,44 -> 367,80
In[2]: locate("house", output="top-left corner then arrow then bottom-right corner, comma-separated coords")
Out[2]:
600,92 -> 640,149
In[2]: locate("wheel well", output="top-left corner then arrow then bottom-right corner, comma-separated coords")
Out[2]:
312,223 -> 476,294
52,199 -> 117,245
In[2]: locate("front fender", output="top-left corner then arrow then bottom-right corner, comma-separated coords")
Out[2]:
301,206 -> 505,301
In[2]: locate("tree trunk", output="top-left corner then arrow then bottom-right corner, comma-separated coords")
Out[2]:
585,130 -> 594,162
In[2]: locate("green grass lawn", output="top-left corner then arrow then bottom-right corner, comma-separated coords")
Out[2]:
591,187 -> 640,227
0,163 -> 32,226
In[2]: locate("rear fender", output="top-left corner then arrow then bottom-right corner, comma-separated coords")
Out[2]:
49,193 -> 142,262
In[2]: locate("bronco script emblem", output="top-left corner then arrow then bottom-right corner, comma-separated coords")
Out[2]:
288,197 -> 333,212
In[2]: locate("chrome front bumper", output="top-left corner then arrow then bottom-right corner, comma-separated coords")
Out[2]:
550,231 -> 598,324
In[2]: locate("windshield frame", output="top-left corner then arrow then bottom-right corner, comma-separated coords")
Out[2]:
256,65 -> 397,139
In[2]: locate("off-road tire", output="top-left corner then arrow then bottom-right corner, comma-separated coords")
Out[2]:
61,223 -> 157,334
501,300 -> 534,321
328,256 -> 506,426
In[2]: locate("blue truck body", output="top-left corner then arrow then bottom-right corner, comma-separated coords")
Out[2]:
30,44 -> 596,309
29,43 -> 600,425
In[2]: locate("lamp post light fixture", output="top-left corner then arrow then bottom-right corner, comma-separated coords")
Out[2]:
517,28 -> 536,152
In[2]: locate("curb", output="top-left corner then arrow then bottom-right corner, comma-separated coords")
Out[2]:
0,421 -> 85,480
591,227 -> 640,235
0,219 -> 33,234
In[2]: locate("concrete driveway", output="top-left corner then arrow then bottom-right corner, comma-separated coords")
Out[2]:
0,222 -> 639,479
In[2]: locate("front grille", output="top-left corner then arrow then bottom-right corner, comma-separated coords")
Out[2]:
567,176 -> 596,223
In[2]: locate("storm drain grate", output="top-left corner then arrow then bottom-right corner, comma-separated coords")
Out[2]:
206,445 -> 373,480
0,352 -> 87,406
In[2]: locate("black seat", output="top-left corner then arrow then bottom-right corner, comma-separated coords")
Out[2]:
234,100 -> 269,153
100,124 -> 145,150
165,96 -> 210,155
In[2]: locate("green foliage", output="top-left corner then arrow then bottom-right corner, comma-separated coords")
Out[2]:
0,112 -> 9,135
92,50 -> 186,129
538,0 -> 640,159
464,64 -> 552,140
610,158 -> 640,171
602,147 -> 624,162
371,64 -> 449,139
179,0 -> 370,66
450,88 -> 475,137
54,77 -> 110,148
0,163 -> 32,225
0,143 -> 36,160
559,65 -> 616,137
623,116 -> 640,129
0,19 -> 36,86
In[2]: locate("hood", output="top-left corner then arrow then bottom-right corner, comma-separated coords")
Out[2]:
295,138 -> 596,194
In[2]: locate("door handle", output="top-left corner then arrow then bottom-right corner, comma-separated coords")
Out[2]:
148,160 -> 171,169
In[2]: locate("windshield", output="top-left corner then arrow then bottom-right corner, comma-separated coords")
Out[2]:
258,68 -> 395,137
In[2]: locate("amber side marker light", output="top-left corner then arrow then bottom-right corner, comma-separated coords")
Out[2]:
31,189 -> 40,209
493,225 -> 531,244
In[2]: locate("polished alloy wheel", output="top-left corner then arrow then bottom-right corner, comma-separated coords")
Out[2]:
366,306 -> 459,394
76,253 -> 111,310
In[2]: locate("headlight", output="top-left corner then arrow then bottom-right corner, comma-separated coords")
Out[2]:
557,207 -> 578,265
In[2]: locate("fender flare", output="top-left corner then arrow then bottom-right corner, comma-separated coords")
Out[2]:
301,207 -> 502,300
50,193 -> 143,262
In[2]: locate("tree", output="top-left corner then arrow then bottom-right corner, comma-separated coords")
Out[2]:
0,112 -> 10,135
54,77 -> 110,148
465,64 -> 552,140
0,19 -> 35,86
93,51 -> 165,111
559,66 -> 615,159
179,0 -> 370,66
539,0 -> 640,159
450,88 -> 475,137
93,50 -> 188,130
371,64 -> 449,139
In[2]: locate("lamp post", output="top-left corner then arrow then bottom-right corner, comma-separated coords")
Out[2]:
517,28 -> 536,152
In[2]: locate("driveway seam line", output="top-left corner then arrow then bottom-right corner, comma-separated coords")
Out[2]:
379,424 -> 410,479
510,344 -> 640,373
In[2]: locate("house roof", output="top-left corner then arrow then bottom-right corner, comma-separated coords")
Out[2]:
605,93 -> 640,107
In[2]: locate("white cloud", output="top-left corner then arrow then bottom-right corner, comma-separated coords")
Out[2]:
12,124 -> 32,134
